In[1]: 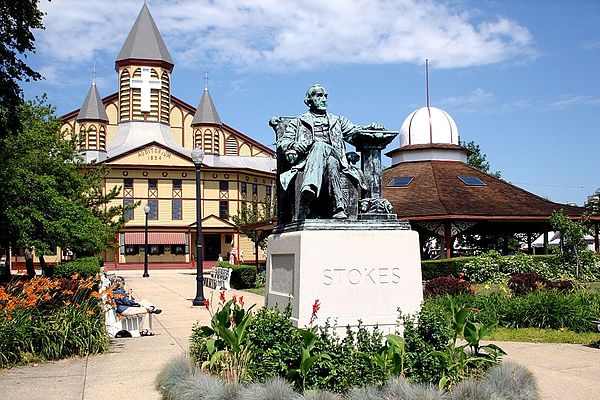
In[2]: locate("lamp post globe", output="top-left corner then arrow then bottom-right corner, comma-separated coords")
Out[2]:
143,204 -> 150,277
191,147 -> 206,306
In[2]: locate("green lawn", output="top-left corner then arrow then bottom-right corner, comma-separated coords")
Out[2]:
242,287 -> 265,296
488,327 -> 600,345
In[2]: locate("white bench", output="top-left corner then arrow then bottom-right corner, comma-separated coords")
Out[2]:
101,274 -> 152,338
203,267 -> 232,290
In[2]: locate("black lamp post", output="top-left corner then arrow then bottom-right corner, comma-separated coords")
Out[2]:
191,147 -> 206,306
143,204 -> 150,277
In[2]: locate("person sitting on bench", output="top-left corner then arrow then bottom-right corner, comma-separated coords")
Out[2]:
113,276 -> 162,335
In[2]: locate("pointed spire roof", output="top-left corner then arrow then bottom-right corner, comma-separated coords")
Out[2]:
116,3 -> 173,67
77,82 -> 108,122
192,88 -> 222,126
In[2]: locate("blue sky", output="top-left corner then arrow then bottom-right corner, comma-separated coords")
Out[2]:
23,0 -> 600,206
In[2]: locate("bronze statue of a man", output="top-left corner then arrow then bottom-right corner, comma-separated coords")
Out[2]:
277,84 -> 384,219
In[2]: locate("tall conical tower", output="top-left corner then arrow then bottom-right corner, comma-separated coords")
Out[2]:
76,82 -> 109,162
191,87 -> 223,154
115,3 -> 173,124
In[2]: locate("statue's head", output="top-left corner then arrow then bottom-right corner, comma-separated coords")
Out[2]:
304,84 -> 328,113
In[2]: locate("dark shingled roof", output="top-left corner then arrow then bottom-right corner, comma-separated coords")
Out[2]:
192,89 -> 222,126
116,3 -> 173,65
76,83 -> 108,122
382,160 -> 585,220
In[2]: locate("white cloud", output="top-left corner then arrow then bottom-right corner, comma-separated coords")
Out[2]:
36,0 -> 535,74
439,88 -> 494,110
548,95 -> 600,110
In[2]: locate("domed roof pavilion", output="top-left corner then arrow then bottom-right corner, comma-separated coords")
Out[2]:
383,105 -> 599,258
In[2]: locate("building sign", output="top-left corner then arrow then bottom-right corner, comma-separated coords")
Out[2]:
137,146 -> 172,161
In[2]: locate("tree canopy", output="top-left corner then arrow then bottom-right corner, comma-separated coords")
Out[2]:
0,98 -> 133,259
461,140 -> 501,178
0,0 -> 45,138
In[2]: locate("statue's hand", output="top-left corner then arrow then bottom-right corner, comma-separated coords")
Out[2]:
285,150 -> 298,164
294,142 -> 310,154
368,123 -> 385,131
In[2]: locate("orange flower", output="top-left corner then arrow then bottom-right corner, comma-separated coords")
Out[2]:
87,310 -> 95,315
5,315 -> 12,321
71,273 -> 80,280
90,291 -> 101,299
42,294 -> 52,301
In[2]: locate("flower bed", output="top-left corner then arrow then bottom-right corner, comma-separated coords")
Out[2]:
0,274 -> 108,367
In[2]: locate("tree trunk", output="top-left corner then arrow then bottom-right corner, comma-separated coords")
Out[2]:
25,249 -> 35,278
39,254 -> 47,277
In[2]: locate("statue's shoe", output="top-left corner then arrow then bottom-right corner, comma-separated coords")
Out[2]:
301,186 -> 316,201
332,209 -> 348,219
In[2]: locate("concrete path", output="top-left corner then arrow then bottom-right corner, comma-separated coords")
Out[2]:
0,270 -> 598,399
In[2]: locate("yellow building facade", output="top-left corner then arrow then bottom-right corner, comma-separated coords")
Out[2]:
60,4 -> 275,268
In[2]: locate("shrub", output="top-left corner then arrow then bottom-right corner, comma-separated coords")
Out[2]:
424,277 -> 471,297
426,289 -> 600,333
54,256 -> 102,278
508,273 -> 549,296
229,265 -> 257,289
461,250 -> 507,283
245,305 -> 303,382
421,257 -> 474,281
547,279 -> 576,292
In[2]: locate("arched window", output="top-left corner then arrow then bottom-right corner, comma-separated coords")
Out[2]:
160,71 -> 170,124
79,125 -> 86,150
194,129 -> 202,148
225,137 -> 238,156
204,128 -> 213,153
88,125 -> 98,149
131,68 -> 142,119
213,131 -> 220,154
99,126 -> 106,150
119,69 -> 131,121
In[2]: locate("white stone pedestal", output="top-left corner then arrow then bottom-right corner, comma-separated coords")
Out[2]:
266,221 -> 423,333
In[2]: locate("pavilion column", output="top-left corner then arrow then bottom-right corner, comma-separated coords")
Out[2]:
543,232 -> 549,255
444,221 -> 452,259
526,232 -> 532,254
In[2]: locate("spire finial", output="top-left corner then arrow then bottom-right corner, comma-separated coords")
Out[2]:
204,72 -> 209,91
92,58 -> 97,86
425,58 -> 430,108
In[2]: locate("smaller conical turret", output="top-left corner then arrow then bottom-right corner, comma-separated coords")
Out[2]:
76,82 -> 108,162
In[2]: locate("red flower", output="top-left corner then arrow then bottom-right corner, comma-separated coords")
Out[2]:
219,291 -> 226,303
239,296 -> 244,307
310,299 -> 321,325
312,299 -> 321,315
232,294 -> 237,304
204,299 -> 210,309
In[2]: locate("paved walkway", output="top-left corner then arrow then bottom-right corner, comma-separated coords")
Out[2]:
0,270 -> 599,399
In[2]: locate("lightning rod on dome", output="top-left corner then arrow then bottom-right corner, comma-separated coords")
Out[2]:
204,72 -> 209,91
425,58 -> 430,108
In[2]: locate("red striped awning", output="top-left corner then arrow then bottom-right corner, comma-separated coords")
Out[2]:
124,232 -> 187,245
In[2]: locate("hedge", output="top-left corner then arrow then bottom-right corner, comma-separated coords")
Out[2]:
228,264 -> 257,289
54,256 -> 103,278
421,254 -> 562,281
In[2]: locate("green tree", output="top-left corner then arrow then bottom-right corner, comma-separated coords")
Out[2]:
549,210 -> 591,278
231,202 -> 273,253
460,140 -> 501,178
0,98 -> 134,276
0,0 -> 46,138
584,189 -> 600,215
